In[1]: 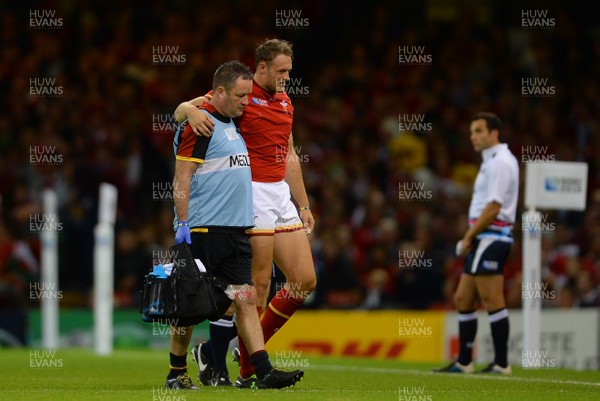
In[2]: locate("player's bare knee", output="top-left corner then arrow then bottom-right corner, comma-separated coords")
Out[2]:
253,276 -> 270,294
453,292 -> 472,310
300,275 -> 317,294
481,297 -> 504,311
284,276 -> 315,300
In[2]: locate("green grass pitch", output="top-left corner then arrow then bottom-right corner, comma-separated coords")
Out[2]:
0,349 -> 598,400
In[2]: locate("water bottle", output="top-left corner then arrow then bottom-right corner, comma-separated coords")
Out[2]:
148,264 -> 169,317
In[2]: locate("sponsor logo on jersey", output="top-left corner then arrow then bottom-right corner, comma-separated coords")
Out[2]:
224,127 -> 239,140
252,97 -> 268,106
229,154 -> 250,167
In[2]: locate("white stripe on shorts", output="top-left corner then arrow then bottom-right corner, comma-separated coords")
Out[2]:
470,236 -> 496,274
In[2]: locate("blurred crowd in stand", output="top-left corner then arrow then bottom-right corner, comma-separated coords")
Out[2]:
1,1 -> 599,311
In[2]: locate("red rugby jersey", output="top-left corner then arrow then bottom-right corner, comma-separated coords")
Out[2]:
241,80 -> 294,182
204,80 -> 294,182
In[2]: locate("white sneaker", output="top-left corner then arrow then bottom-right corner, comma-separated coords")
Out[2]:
478,363 -> 512,375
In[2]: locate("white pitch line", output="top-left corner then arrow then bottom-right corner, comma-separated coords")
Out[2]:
309,364 -> 600,387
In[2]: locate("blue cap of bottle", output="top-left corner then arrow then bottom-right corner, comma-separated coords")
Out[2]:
152,264 -> 168,279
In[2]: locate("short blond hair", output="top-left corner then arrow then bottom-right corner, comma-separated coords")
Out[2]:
255,38 -> 294,66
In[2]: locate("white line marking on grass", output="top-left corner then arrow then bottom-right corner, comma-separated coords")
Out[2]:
309,364 -> 600,387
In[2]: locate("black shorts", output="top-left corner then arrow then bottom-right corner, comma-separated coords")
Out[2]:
189,229 -> 252,285
464,237 -> 511,276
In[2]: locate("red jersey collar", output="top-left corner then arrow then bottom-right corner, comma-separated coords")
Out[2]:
252,79 -> 287,100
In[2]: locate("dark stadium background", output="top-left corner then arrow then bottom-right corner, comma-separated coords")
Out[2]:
0,0 -> 599,346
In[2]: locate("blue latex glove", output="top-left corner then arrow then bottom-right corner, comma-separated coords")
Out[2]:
175,221 -> 191,244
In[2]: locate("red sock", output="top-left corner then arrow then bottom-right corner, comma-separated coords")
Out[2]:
239,305 -> 264,379
262,287 -> 304,343
238,336 -> 251,378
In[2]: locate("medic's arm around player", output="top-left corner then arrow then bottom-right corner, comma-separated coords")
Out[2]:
173,94 -> 214,137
